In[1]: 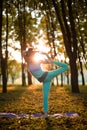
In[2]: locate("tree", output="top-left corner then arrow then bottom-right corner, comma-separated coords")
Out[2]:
0,0 -> 3,76
8,60 -> 21,84
74,0 -> 87,85
0,0 -> 8,93
51,0 -> 80,93
8,0 -> 35,86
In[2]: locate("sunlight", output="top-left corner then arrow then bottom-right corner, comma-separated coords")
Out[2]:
34,52 -> 48,63
37,39 -> 50,53
32,38 -> 50,62
32,38 -> 50,53
8,47 -> 22,63
12,51 -> 22,63
8,40 -> 22,63
57,53 -> 65,61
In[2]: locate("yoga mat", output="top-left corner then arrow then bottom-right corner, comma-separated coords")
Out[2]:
0,112 -> 79,118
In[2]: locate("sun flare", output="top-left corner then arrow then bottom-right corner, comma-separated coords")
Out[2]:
8,47 -> 22,63
36,44 -> 50,53
32,39 -> 50,62
32,39 -> 50,53
34,52 -> 48,62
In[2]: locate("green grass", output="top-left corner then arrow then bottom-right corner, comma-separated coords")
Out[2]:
0,85 -> 87,130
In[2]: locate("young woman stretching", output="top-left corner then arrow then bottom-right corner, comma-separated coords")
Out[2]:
23,48 -> 68,118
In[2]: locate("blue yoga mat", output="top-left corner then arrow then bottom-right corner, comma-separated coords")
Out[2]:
0,112 -> 79,118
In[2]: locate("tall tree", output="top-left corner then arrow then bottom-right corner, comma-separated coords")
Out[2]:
8,60 -> 21,84
74,0 -> 87,85
12,0 -> 37,86
2,2 -> 9,93
0,0 -> 8,93
51,0 -> 80,93
0,0 -> 3,69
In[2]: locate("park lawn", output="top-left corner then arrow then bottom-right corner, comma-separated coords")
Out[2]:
0,85 -> 87,130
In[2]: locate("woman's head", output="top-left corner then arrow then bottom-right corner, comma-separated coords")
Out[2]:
23,48 -> 34,62
24,48 -> 33,56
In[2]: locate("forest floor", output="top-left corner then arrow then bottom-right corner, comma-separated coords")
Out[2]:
0,84 -> 87,130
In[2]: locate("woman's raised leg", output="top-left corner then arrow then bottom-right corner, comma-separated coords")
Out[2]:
44,61 -> 68,82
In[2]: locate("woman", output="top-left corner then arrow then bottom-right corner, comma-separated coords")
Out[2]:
23,48 -> 68,118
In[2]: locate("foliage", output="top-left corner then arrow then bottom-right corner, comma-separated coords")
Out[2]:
0,0 -> 87,92
0,85 -> 87,130
7,60 -> 21,84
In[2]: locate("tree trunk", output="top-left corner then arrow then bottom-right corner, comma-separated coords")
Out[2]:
69,55 -> 79,93
78,55 -> 85,85
61,73 -> 63,86
0,1 -> 8,93
2,58 -> 7,93
27,71 -> 32,85
12,77 -> 14,84
17,0 -> 26,86
66,71 -> 69,85
22,63 -> 26,86
0,0 -> 3,69
56,76 -> 59,86
52,0 -> 80,93
3,3 -> 9,92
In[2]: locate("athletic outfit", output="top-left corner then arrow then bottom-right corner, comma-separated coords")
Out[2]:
28,61 -> 68,113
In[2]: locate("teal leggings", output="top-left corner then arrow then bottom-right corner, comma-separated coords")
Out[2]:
42,61 -> 68,112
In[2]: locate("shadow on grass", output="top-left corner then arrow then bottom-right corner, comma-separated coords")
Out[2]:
45,118 -> 54,130
0,85 -> 27,100
0,85 -> 34,113
64,85 -> 87,118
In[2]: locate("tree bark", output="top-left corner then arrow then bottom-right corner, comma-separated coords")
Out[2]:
0,0 -> 8,93
0,0 -> 3,68
78,54 -> 85,85
2,58 -> 7,93
69,54 -> 79,93
52,0 -> 80,93
66,71 -> 69,85
17,0 -> 26,86
27,71 -> 32,85
22,63 -> 26,86
61,73 -> 63,86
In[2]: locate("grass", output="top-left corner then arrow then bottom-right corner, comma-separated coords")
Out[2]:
0,84 -> 87,130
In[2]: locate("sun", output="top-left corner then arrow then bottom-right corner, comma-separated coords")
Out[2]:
36,43 -> 50,53
32,39 -> 50,62
34,52 -> 48,63
32,39 -> 50,53
8,47 -> 22,63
